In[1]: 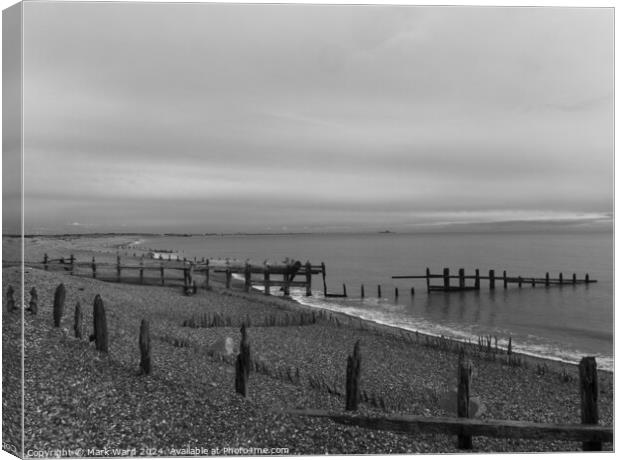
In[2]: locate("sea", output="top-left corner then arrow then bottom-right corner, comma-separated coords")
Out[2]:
133,231 -> 613,371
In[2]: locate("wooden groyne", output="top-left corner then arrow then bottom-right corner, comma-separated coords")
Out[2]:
393,268 -> 597,293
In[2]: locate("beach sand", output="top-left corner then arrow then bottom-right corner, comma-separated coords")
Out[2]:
2,235 -> 614,454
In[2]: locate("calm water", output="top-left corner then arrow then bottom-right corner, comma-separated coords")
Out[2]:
136,232 -> 613,370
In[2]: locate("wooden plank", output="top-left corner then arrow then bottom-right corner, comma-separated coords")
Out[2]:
287,410 -> 613,443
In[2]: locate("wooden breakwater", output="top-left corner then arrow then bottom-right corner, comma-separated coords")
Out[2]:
15,254 -> 325,297
393,268 -> 596,293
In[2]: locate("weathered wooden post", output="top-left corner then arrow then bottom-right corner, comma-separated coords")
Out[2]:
457,355 -> 473,449
394,286 -> 399,298
345,340 -> 361,411
29,287 -> 38,315
139,257 -> 144,284
579,357 -> 601,451
225,267 -> 232,289
410,287 -> 415,296
43,253 -> 49,270
264,264 -> 271,296
204,259 -> 210,289
74,302 -> 83,339
69,254 -> 75,275
305,261 -> 312,296
139,319 -> 151,375
6,285 -> 15,313
518,276 -> 522,288
283,265 -> 291,296
474,269 -> 480,290
489,270 -> 495,289
92,295 -> 108,353
585,273 -> 590,283
545,272 -> 550,287
116,255 -> 121,282
160,262 -> 165,286
244,263 -> 252,293
342,283 -> 347,297
361,284 -> 365,298
235,324 -> 251,397
53,283 -> 66,327
503,270 -> 508,289
443,268 -> 450,290
321,262 -> 327,297
426,267 -> 431,292
572,273 -> 577,285
459,268 -> 465,289
91,256 -> 97,278
377,284 -> 382,298
559,272 -> 563,285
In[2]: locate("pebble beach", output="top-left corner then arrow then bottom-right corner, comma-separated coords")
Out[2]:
2,235 -> 614,455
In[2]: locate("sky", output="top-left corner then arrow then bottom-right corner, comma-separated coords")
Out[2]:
6,2 -> 614,234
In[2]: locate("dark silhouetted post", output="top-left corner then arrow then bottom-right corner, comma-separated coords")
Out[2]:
457,356 -> 473,449
321,262 -> 327,297
29,287 -> 38,315
474,269 -> 480,290
343,283 -> 347,297
395,286 -> 399,298
579,357 -> 601,451
410,287 -> 415,296
489,270 -> 495,289
559,272 -> 563,285
361,284 -> 365,298
503,270 -> 508,289
345,340 -> 361,411
305,261 -> 312,296
53,283 -> 66,327
6,285 -> 15,313
443,268 -> 450,290
573,273 -> 577,285
459,268 -> 465,289
43,253 -> 49,270
91,257 -> 97,278
264,264 -> 271,296
139,319 -> 151,375
92,295 -> 108,353
518,276 -> 522,288
244,263 -> 252,293
545,272 -> 550,287
426,267 -> 431,292
160,262 -> 165,285
74,302 -> 82,339
225,267 -> 232,289
235,324 -> 251,397
585,273 -> 590,283
377,285 -> 382,298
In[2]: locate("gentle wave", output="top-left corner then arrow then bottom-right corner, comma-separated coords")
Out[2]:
288,288 -> 614,372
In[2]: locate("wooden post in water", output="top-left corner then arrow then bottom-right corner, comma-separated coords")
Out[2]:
426,267 -> 431,293
69,254 -> 75,275
394,286 -> 399,298
264,264 -> 271,296
545,272 -> 550,287
459,268 -> 465,289
43,253 -> 49,271
573,273 -> 577,285
361,284 -> 365,298
457,356 -> 473,449
585,273 -> 590,284
474,269 -> 480,290
305,261 -> 312,296
244,263 -> 252,293
489,270 -> 495,289
559,272 -> 563,285
518,276 -> 522,288
321,262 -> 327,297
503,270 -> 508,289
410,287 -> 415,296
443,268 -> 450,290
377,285 -> 382,298
579,357 -> 601,451
116,255 -> 121,282
343,283 -> 347,297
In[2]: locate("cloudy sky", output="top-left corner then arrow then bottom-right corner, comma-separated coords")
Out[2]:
14,2 -> 613,233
